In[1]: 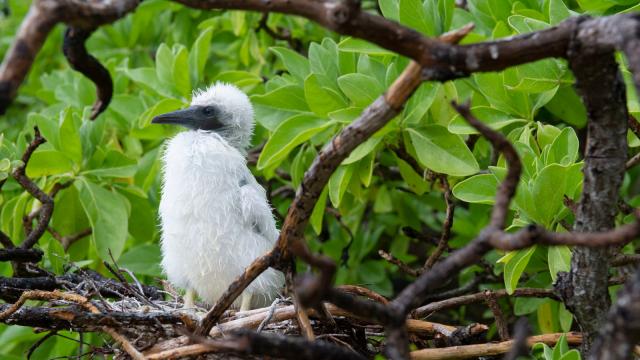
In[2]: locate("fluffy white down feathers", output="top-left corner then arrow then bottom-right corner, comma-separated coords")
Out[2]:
158,83 -> 283,308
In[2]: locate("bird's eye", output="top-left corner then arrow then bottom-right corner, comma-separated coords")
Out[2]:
202,106 -> 215,116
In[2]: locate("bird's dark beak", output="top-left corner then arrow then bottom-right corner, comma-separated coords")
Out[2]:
151,106 -> 224,131
151,107 -> 200,128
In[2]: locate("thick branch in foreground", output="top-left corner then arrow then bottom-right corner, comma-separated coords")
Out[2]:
590,270 -> 640,360
195,25 -> 474,337
560,30 -> 629,354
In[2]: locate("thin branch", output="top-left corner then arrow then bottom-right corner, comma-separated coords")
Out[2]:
410,333 -> 582,360
378,250 -> 420,277
484,290 -> 509,340
424,176 -> 455,269
11,127 -> 52,250
48,227 -> 92,250
503,318 -> 531,360
413,288 -> 558,319
257,12 -> 303,53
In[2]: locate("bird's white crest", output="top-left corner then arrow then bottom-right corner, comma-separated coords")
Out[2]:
191,82 -> 255,151
158,84 -> 283,309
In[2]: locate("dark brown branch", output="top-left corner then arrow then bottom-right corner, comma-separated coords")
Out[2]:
63,27 -> 112,119
484,290 -> 509,340
562,30 -> 629,354
0,271 -> 162,303
0,304 -> 184,330
590,269 -> 640,360
24,181 -> 72,236
11,128 -> 52,250
48,227 -> 92,250
424,176 -> 455,269
487,218 -> 640,250
451,103 -> 522,229
0,248 -> 43,262
413,288 -> 558,319
503,318 -> 531,360
0,231 -> 13,249
628,115 -> 640,141
378,250 -> 420,277
611,253 -> 640,267
257,12 -> 303,53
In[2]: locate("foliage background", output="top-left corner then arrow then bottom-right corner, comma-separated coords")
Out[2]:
1,0 -> 640,358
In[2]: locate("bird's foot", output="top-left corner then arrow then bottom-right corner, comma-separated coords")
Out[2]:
240,293 -> 253,312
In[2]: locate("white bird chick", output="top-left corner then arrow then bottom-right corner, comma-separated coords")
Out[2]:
152,83 -> 284,310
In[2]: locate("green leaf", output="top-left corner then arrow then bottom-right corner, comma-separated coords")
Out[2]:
508,15 -> 550,34
537,122 -> 562,151
304,74 -> 347,117
545,87 -> 587,128
309,41 -> 340,91
337,38 -> 395,56
399,0 -> 433,35
502,245 -> 537,294
407,125 -> 479,176
546,0 -> 572,25
139,98 -> 185,128
358,151 -> 375,187
310,187 -> 329,235
270,47 -> 310,83
118,244 -> 162,276
396,156 -> 428,195
538,300 -> 558,333
82,165 -> 137,179
449,106 -> 528,135
558,303 -> 574,333
379,0 -> 399,21
452,174 -> 498,204
0,158 -> 10,172
343,136 -> 381,164
214,71 -> 262,91
58,109 -> 83,165
189,27 -> 213,85
547,127 -> 579,166
251,85 -> 309,112
258,114 -> 333,170
329,164 -> 354,208
76,179 -> 129,260
155,44 -> 174,86
553,334 -> 570,358
374,185 -> 392,213
560,350 -> 581,360
532,164 -> 578,226
172,45 -> 191,98
337,73 -> 384,107
548,245 -> 571,282
26,149 -> 75,177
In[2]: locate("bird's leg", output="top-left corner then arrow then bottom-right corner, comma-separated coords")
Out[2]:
184,288 -> 196,309
240,292 -> 253,311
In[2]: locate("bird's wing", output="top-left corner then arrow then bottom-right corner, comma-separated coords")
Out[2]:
238,172 -> 279,243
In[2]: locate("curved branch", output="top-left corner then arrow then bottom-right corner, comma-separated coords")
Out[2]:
11,128 -> 52,250
63,27 -> 112,120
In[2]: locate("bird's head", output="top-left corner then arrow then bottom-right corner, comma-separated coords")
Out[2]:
151,82 -> 254,150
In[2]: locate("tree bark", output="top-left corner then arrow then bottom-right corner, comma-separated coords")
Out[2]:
559,32 -> 628,355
